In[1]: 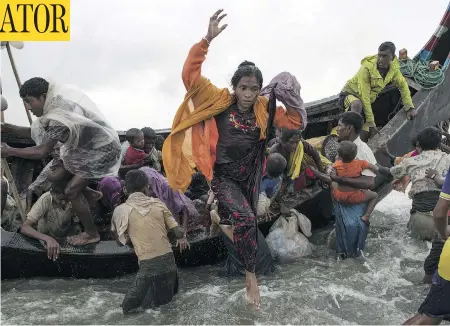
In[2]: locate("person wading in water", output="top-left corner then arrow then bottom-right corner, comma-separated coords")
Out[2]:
162,9 -> 306,309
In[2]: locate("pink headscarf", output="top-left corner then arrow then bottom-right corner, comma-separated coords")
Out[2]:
260,72 -> 307,130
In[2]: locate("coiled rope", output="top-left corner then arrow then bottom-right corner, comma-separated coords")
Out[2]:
399,59 -> 446,89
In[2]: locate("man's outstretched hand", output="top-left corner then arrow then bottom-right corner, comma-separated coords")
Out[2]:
205,9 -> 228,43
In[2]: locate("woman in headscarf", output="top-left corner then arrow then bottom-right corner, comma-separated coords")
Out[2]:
1,77 -> 121,246
270,128 -> 332,216
162,9 -> 306,309
97,176 -> 125,213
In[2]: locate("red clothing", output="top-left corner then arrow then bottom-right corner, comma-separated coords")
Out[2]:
332,159 -> 370,204
333,159 -> 369,177
332,188 -> 367,204
124,146 -> 147,165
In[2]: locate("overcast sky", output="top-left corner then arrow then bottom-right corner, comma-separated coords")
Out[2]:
1,0 -> 448,131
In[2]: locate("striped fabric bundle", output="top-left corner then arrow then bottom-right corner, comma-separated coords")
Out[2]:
413,2 -> 450,69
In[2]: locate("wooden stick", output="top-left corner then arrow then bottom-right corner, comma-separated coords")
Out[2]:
3,42 -> 31,220
5,42 -> 33,125
2,158 -> 26,221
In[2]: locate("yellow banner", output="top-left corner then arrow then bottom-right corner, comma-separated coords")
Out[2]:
0,0 -> 70,41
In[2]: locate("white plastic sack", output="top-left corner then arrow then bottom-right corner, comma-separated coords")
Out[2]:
30,82 -> 121,179
266,209 -> 313,262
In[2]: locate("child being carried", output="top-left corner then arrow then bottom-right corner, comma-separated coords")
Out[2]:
313,141 -> 379,223
124,128 -> 147,165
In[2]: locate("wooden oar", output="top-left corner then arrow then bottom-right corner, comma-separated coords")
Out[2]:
1,42 -> 29,221
1,158 -> 26,221
5,42 -> 33,125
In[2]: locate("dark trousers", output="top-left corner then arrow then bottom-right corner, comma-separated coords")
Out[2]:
424,239 -> 445,276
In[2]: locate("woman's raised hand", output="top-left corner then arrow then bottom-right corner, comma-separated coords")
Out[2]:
205,9 -> 228,43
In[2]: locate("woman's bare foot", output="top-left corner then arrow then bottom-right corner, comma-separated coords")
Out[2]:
83,188 -> 103,208
245,271 -> 261,310
209,209 -> 221,237
67,232 -> 100,246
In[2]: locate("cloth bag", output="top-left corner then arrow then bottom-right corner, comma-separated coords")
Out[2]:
266,208 -> 313,262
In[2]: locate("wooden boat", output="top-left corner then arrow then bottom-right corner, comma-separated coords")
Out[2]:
2,3 -> 450,279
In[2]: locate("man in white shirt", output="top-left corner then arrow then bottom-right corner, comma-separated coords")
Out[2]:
313,112 -> 380,258
331,112 -> 378,189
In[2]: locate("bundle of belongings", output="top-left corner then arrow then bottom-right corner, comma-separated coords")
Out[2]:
266,209 -> 313,262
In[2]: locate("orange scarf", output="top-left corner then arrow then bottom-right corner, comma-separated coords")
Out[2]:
162,76 -> 270,192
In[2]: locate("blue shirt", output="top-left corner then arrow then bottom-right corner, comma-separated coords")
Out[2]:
260,176 -> 282,199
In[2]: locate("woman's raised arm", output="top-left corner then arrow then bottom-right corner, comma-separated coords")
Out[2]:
181,9 -> 228,90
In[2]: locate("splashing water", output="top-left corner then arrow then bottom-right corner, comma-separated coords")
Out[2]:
1,191 -> 446,325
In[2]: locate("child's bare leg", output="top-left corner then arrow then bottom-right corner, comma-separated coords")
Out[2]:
209,209 -> 234,240
361,190 -> 378,222
209,209 -> 221,237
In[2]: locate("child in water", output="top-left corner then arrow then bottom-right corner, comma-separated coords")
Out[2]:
124,128 -> 147,165
314,141 -> 379,223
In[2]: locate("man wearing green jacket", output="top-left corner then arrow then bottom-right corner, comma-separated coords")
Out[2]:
341,42 -> 417,142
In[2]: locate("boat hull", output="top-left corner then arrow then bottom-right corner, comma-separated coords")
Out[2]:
1,191 -> 331,280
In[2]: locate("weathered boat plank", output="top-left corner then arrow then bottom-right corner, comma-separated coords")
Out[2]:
370,66 -> 450,159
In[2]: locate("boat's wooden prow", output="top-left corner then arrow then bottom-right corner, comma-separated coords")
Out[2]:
370,65 -> 450,160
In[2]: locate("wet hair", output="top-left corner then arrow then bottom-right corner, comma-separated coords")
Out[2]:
19,77 -> 49,98
417,127 -> 442,151
50,183 -> 66,195
126,128 -> 143,143
231,61 -> 263,90
378,42 -> 396,57
339,112 -> 364,134
280,128 -> 302,143
337,140 -> 358,163
141,127 -> 156,139
125,170 -> 149,194
266,153 -> 287,178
